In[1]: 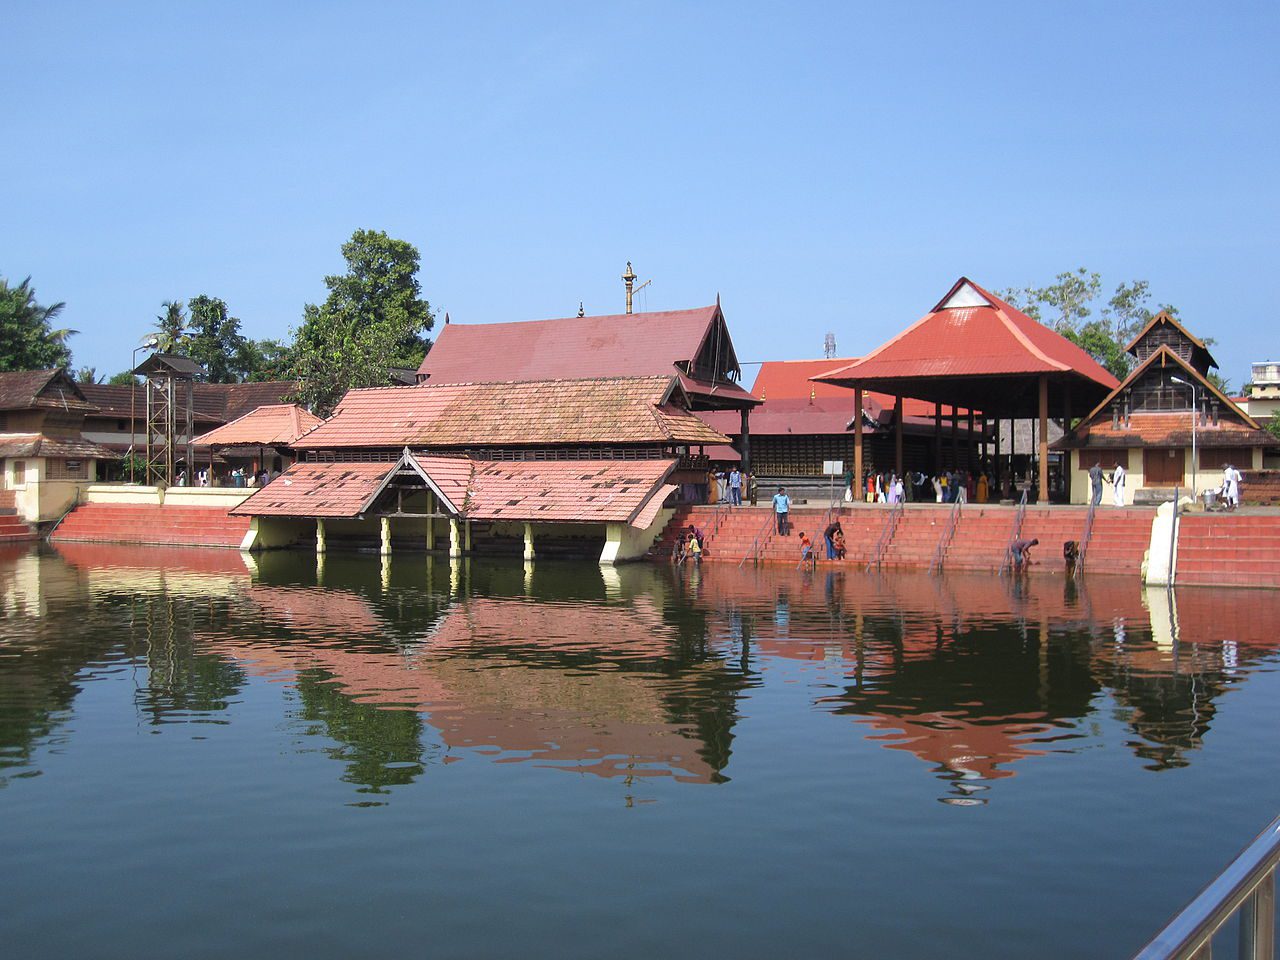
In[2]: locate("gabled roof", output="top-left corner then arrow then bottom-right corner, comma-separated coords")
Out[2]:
192,404 -> 324,448
0,432 -> 116,459
1123,310 -> 1218,368
80,381 -> 300,423
1058,345 -> 1265,449
0,369 -> 97,414
293,376 -> 729,449
231,461 -> 392,518
815,277 -> 1120,389
417,304 -> 754,410
133,353 -> 205,378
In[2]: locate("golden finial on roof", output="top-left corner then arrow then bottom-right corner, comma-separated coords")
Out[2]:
444,312 -> 450,326
810,385 -> 816,404
578,301 -> 585,317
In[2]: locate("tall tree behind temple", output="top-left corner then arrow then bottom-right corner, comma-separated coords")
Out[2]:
0,274 -> 75,371
152,299 -> 189,353
291,229 -> 435,414
187,295 -> 250,383
1002,271 -> 1179,381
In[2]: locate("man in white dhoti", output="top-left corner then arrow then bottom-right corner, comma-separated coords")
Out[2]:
1222,463 -> 1242,509
1110,460 -> 1126,506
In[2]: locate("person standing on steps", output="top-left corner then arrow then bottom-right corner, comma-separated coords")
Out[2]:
772,486 -> 791,536
728,467 -> 742,507
1089,461 -> 1104,506
1109,459 -> 1127,506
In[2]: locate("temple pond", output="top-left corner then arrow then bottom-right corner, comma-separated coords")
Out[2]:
1,543 -> 1278,959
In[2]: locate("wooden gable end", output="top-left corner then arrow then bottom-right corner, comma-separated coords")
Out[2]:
1127,313 -> 1216,375
687,307 -> 742,384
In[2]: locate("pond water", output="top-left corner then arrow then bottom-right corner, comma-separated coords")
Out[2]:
1,542 -> 1277,959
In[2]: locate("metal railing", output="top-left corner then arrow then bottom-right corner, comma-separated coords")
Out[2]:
1074,498 -> 1098,579
1133,813 -> 1279,960
866,500 -> 903,572
999,488 -> 1030,576
928,498 -> 962,575
738,510 -> 780,568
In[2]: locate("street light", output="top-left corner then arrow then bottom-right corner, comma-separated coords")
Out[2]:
1170,375 -> 1198,498
129,336 -> 160,483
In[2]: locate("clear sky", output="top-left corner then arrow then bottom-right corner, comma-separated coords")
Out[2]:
4,1 -> 1277,388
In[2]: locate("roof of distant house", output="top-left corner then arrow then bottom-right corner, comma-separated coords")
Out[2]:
192,404 -> 324,448
293,376 -> 729,449
79,380 -> 300,423
0,369 -> 97,414
0,432 -> 116,459
750,359 -> 967,418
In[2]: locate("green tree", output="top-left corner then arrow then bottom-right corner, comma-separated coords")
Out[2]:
239,337 -> 292,382
153,300 -> 188,353
74,366 -> 101,384
186,295 -> 249,383
291,229 -> 434,413
1003,268 -> 1101,332
0,275 -> 75,371
107,370 -> 140,386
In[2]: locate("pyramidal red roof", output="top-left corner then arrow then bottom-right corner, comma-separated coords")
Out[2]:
816,278 -> 1120,389
418,305 -> 722,382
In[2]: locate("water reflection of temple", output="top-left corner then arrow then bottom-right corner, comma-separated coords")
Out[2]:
3,543 -> 1278,800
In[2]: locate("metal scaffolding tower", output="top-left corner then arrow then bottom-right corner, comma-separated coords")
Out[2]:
133,354 -> 204,486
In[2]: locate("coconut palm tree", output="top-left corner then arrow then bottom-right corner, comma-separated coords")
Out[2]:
0,274 -> 73,370
153,300 -> 188,353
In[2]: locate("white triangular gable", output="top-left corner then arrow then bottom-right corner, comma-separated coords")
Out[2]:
939,281 -> 992,310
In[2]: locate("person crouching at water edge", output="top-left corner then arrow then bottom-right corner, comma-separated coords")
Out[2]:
773,486 -> 791,535
1008,537 -> 1038,571
823,518 -> 843,559
799,532 -> 813,564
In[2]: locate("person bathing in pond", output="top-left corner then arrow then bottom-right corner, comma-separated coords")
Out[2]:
799,532 -> 813,564
832,528 -> 847,560
1009,537 -> 1039,571
823,518 -> 843,560
686,532 -> 702,562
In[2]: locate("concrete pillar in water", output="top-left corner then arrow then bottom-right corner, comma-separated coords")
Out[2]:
380,516 -> 391,556
523,522 -> 535,561
316,518 -> 327,555
449,518 -> 461,558
464,519 -> 472,553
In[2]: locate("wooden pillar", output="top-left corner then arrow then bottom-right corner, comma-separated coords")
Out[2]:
739,408 -> 752,475
966,410 -> 975,472
894,396 -> 904,478
380,515 -> 391,556
950,407 -> 960,470
523,522 -> 535,561
1038,375 -> 1050,503
934,404 -> 942,472
853,387 -> 864,497
994,417 -> 1003,495
315,518 -> 326,555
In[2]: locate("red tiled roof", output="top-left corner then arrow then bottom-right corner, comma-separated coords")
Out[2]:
231,461 -> 391,518
418,306 -> 723,381
815,278 -> 1120,388
235,454 -> 677,525
79,381 -> 299,423
294,377 -> 728,449
0,433 -> 116,459
192,404 -> 324,448
700,397 -> 871,437
415,455 -> 676,525
0,369 -> 97,413
751,359 -> 965,419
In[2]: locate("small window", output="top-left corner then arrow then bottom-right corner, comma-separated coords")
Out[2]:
10,460 -> 27,488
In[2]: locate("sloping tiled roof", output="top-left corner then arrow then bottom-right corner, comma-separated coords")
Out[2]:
235,455 -> 677,526
418,306 -> 721,381
79,381 -> 299,423
700,397 -> 872,437
752,359 -> 961,418
417,455 -> 676,525
0,369 -> 97,413
816,278 -> 1120,388
192,404 -> 324,448
231,462 -> 392,518
294,377 -> 729,449
0,433 -> 116,459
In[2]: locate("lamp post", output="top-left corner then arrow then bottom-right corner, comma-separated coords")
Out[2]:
129,337 -> 159,483
1170,375 -> 1198,498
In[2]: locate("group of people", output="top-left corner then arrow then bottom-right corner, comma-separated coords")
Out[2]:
672,524 -> 707,564
171,466 -> 279,489
843,469 -> 999,505
1088,461 -> 1128,507
707,467 -> 754,507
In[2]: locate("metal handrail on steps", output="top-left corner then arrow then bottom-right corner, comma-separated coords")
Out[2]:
1132,812 -> 1279,960
1074,499 -> 1097,579
866,501 -> 903,572
999,489 -> 1030,576
738,509 -> 780,568
928,498 -> 962,575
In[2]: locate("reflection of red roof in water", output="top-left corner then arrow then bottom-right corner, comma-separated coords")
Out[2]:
211,593 -> 721,783
858,711 -> 1053,783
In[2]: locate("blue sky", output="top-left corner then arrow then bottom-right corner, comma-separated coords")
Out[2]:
3,2 -> 1277,388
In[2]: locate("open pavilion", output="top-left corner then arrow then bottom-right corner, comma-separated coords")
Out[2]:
814,278 -> 1120,502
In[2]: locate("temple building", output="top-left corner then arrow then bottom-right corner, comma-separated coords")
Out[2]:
1055,311 -> 1272,503
232,373 -> 730,562
698,359 -> 982,498
0,370 -> 115,524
